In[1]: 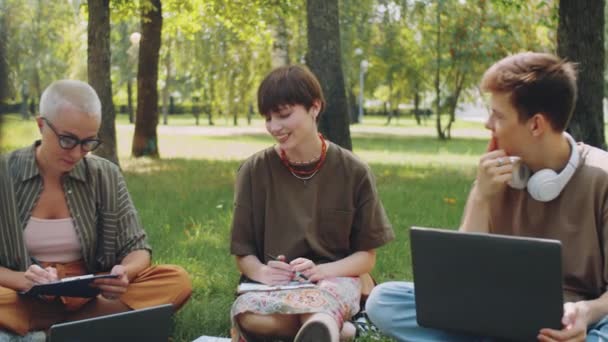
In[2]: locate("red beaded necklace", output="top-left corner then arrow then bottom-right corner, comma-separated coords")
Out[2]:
279,133 -> 327,177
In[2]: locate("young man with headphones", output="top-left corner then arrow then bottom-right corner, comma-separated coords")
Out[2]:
365,52 -> 608,342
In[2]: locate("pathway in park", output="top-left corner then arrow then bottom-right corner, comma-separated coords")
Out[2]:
122,123 -> 490,139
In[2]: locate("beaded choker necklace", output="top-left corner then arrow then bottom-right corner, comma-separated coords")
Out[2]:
279,133 -> 327,180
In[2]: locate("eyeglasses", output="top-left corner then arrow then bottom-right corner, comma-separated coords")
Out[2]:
42,117 -> 102,152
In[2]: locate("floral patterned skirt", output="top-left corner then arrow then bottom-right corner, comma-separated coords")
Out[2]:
231,277 -> 361,341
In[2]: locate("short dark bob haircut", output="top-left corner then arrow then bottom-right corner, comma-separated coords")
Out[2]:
257,65 -> 326,122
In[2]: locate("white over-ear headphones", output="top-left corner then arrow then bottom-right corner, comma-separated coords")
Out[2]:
510,132 -> 579,202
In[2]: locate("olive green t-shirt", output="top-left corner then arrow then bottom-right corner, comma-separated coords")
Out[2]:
230,142 -> 394,264
490,143 -> 608,302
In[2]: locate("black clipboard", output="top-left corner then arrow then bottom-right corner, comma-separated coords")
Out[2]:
20,274 -> 119,298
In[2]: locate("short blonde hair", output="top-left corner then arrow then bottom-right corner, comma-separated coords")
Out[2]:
39,80 -> 102,122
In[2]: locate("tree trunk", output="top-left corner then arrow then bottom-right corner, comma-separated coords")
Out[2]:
0,2 -> 9,102
132,0 -> 162,158
386,82 -> 393,125
31,0 -> 42,106
31,68 -> 41,108
227,68 -> 236,126
306,0 -> 352,150
127,79 -> 134,123
161,39 -> 172,126
414,87 -> 421,125
192,96 -> 200,126
442,71 -> 465,140
207,73 -> 215,126
87,0 -> 119,166
557,0 -> 605,149
271,14 -> 290,68
20,83 -> 29,120
435,0 -> 445,140
247,103 -> 253,125
347,89 -> 358,124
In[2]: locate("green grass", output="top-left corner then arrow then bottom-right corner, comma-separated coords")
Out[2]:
0,114 -> 486,341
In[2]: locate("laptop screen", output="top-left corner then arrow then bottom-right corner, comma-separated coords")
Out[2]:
48,304 -> 173,342
410,227 -> 563,341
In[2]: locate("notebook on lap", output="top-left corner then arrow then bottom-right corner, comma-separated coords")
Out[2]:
47,304 -> 173,342
410,226 -> 563,341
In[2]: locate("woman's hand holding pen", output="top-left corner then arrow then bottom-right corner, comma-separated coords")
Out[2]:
258,254 -> 294,285
290,257 -> 329,282
24,258 -> 58,289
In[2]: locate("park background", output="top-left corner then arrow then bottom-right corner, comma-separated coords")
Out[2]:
0,0 -> 606,341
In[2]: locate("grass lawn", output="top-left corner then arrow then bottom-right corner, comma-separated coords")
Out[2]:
0,114 -> 488,341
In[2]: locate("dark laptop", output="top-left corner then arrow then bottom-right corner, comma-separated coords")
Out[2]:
48,304 -> 173,342
410,226 -> 563,341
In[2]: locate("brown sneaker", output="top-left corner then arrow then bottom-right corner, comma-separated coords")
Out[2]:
294,320 -> 331,342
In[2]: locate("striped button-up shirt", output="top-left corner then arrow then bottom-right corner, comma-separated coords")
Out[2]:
0,142 -> 151,272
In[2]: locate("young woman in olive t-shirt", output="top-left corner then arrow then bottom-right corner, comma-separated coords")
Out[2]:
229,65 -> 394,342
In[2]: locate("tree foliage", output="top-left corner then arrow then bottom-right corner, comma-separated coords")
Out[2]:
358,0 -> 556,138
2,0 -> 83,109
3,0 -> 596,149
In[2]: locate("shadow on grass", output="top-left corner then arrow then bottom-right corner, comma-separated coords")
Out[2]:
122,157 -> 474,340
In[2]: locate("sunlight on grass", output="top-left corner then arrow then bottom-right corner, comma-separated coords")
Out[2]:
358,150 -> 480,166
0,116 -> 39,153
120,157 -> 183,174
1,114 -> 487,168
183,217 -> 226,249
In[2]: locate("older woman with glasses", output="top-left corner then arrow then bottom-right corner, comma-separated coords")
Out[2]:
0,80 -> 192,340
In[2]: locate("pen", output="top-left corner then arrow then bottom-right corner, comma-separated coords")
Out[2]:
27,257 -> 46,298
30,256 -> 58,286
265,253 -> 309,281
31,257 -> 55,277
30,257 -> 43,267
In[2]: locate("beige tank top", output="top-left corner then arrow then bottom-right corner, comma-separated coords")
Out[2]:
24,217 -> 83,263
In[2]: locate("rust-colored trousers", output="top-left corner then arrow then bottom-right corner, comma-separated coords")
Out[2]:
0,261 -> 192,335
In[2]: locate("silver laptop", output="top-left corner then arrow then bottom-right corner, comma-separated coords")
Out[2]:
410,226 -> 563,341
48,304 -> 173,342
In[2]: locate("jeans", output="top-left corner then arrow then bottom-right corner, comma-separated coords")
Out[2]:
366,281 -> 608,342
0,331 -> 45,342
